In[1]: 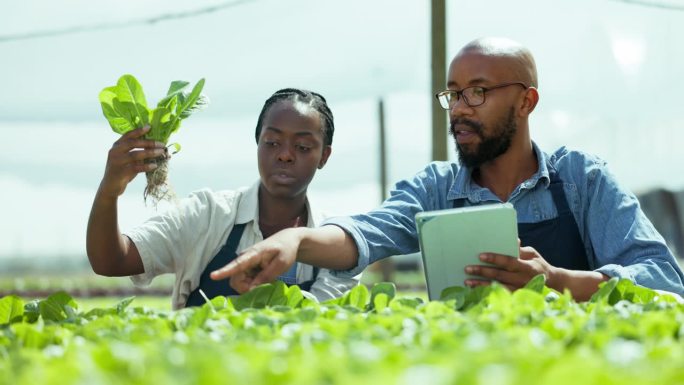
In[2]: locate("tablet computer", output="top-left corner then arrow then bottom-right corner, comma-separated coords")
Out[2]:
415,203 -> 519,300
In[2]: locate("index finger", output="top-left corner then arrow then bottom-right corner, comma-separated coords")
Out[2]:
210,249 -> 260,280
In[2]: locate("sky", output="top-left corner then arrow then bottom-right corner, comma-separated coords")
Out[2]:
1,0 -> 683,261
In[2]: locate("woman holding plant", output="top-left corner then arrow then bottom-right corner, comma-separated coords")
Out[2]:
86,88 -> 359,309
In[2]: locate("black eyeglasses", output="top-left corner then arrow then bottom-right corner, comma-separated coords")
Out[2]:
435,82 -> 528,109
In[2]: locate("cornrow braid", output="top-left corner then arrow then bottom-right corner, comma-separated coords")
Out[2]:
255,88 -> 335,146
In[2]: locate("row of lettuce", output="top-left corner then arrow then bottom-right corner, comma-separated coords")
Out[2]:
1,277 -> 684,384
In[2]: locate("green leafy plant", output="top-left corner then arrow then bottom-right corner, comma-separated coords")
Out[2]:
2,280 -> 684,385
99,74 -> 208,204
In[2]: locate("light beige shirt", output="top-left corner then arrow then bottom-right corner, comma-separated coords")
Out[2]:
126,181 -> 361,310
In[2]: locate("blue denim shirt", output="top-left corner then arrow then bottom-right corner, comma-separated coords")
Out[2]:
325,142 -> 684,296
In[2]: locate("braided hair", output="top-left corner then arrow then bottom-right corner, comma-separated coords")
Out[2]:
255,88 -> 335,146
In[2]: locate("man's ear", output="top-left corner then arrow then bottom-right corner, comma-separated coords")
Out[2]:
318,146 -> 332,169
519,87 -> 540,117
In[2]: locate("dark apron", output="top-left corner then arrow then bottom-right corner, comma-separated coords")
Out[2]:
185,223 -> 319,307
453,169 -> 590,270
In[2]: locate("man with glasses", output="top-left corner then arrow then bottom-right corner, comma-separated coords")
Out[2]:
211,37 -> 684,300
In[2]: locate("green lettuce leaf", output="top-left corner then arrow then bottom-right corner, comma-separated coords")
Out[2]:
99,74 -> 208,146
0,295 -> 24,325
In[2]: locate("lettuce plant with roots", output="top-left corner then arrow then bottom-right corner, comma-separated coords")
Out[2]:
99,74 -> 208,204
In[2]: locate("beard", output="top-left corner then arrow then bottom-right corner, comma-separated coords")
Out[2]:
451,107 -> 517,169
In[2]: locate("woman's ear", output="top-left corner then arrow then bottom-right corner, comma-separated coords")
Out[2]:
318,146 -> 332,169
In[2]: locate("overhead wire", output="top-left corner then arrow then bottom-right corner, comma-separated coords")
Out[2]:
609,0 -> 684,11
3,0 -> 681,44
0,0 -> 259,43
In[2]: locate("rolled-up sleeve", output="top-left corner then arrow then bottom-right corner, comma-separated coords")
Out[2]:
581,157 -> 684,296
596,259 -> 684,296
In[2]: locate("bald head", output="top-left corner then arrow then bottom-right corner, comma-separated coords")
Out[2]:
457,37 -> 538,88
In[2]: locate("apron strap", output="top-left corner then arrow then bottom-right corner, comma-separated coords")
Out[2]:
185,223 -> 247,307
297,267 -> 320,292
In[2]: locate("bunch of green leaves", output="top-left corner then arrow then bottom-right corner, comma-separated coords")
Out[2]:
99,74 -> 208,148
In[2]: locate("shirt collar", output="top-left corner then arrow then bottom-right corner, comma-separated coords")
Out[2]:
447,141 -> 551,202
530,141 -> 551,189
234,180 -> 322,227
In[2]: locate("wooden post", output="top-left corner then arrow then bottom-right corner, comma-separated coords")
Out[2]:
378,98 -> 387,202
375,97 -> 394,282
431,0 -> 447,161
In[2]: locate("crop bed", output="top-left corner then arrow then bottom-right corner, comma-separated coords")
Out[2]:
1,277 -> 683,385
